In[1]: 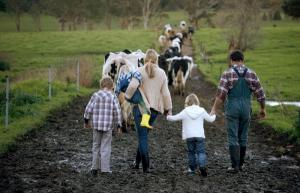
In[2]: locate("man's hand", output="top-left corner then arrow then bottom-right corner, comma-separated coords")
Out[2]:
259,108 -> 266,119
210,97 -> 224,116
164,109 -> 172,116
210,108 -> 216,116
117,127 -> 122,136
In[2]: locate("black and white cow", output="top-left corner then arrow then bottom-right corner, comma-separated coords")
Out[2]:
102,49 -> 145,82
166,56 -> 194,94
170,59 -> 189,96
158,55 -> 169,76
164,46 -> 181,59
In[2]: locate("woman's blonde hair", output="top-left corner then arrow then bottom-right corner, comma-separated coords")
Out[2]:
185,93 -> 200,107
144,49 -> 158,78
100,76 -> 114,89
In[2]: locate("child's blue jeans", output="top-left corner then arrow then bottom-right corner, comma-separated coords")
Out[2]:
186,137 -> 206,172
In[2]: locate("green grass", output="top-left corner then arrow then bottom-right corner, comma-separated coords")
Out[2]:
0,30 -> 158,80
0,13 -> 60,32
0,11 -> 188,32
193,20 -> 300,138
0,79 -> 92,154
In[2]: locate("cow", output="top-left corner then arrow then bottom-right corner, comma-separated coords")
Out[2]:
164,24 -> 172,38
102,56 -> 126,83
179,21 -> 187,32
171,37 -> 182,53
118,92 -> 134,132
164,46 -> 181,59
166,56 -> 194,87
102,50 -> 145,83
170,59 -> 189,96
188,26 -> 195,40
158,55 -> 169,76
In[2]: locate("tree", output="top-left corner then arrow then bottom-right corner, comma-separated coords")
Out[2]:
110,0 -> 142,30
223,0 -> 262,52
282,0 -> 300,18
46,0 -> 89,31
261,0 -> 283,21
180,0 -> 219,28
0,0 -> 6,12
141,0 -> 161,29
5,0 -> 29,31
28,0 -> 46,31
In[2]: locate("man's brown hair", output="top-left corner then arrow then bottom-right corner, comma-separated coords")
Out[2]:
100,76 -> 114,89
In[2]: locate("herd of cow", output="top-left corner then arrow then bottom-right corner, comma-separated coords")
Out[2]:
101,21 -> 196,131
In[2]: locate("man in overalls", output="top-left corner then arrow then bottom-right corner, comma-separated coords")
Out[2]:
210,50 -> 266,173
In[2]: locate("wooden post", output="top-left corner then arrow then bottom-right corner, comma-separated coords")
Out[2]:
48,66 -> 52,100
76,59 -> 80,92
5,76 -> 9,129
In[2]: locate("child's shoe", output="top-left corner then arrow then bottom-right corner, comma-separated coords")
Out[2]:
199,167 -> 207,177
186,168 -> 195,176
140,114 -> 153,129
227,166 -> 239,173
90,169 -> 98,177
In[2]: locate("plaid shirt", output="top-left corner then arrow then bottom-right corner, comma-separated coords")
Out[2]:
217,64 -> 265,103
84,90 -> 122,131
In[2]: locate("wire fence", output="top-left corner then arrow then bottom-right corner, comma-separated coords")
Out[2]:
0,56 -> 100,130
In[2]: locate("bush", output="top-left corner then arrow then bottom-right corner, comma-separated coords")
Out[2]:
294,110 -> 300,138
12,91 -> 42,106
0,60 -> 10,71
262,12 -> 268,21
273,10 -> 282,20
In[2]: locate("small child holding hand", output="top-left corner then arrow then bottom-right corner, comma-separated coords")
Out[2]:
167,93 -> 215,176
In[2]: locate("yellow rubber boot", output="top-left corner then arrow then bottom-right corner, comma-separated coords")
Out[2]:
140,114 -> 153,129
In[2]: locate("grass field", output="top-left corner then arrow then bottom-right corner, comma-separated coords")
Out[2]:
0,11 -> 188,32
193,20 -> 300,139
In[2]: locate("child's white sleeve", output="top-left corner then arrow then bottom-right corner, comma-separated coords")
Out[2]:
167,110 -> 185,121
203,111 -> 216,122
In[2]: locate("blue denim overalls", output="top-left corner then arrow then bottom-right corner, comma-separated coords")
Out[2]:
225,67 -> 252,169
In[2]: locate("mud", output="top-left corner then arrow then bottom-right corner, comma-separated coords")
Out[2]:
1,39 -> 300,193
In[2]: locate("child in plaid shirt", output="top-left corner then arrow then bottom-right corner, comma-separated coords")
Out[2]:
84,77 -> 122,176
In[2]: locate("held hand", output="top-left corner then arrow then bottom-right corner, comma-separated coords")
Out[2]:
210,108 -> 216,116
84,123 -> 91,129
163,110 -> 170,116
259,108 -> 266,119
117,127 -> 122,135
166,115 -> 171,121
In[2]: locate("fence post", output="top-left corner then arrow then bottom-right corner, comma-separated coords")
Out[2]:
5,76 -> 9,129
48,66 -> 52,100
76,59 -> 80,92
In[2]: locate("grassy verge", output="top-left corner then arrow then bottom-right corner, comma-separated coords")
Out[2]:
193,20 -> 300,140
0,79 -> 93,154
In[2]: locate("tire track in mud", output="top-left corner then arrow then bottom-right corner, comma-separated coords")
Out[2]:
0,38 -> 299,193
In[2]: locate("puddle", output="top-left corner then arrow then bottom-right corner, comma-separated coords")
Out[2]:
266,101 -> 300,107
268,155 -> 295,161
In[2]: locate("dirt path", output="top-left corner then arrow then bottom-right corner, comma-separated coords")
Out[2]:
0,39 -> 299,193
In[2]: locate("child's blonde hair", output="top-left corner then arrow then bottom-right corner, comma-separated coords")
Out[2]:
144,49 -> 158,78
100,76 -> 114,89
185,93 -> 200,107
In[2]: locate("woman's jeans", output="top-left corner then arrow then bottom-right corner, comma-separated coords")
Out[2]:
133,105 -> 158,172
186,137 -> 206,172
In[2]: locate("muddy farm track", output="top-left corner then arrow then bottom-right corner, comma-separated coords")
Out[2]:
1,38 -> 300,193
